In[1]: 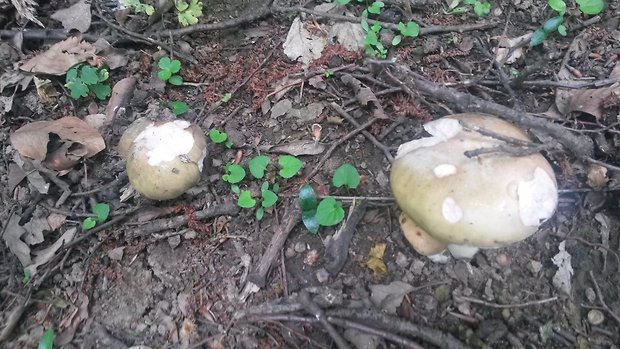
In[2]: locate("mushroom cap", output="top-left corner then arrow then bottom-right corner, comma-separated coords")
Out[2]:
390,113 -> 558,250
125,119 -> 207,200
399,212 -> 447,256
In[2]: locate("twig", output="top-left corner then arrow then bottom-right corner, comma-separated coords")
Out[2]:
299,291 -> 351,349
454,295 -> 558,308
71,172 -> 127,197
325,200 -> 368,275
306,117 -> 381,180
588,270 -> 620,325
329,102 -> 395,163
246,200 -> 301,288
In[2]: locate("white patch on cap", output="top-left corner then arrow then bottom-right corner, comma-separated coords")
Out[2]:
442,197 -> 463,223
517,167 -> 558,226
134,120 -> 195,166
395,118 -> 462,159
433,164 -> 457,178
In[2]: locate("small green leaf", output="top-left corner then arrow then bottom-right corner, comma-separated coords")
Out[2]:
82,217 -> 97,230
221,92 -> 232,103
256,207 -> 264,220
168,75 -> 184,86
576,0 -> 604,15
542,16 -> 564,33
261,189 -> 278,208
530,28 -> 548,46
92,203 -> 110,223
80,66 -> 99,85
315,197 -> 345,226
66,66 -> 79,82
223,163 -> 246,184
334,0 -> 351,4
370,22 -> 382,32
392,35 -> 402,46
302,209 -> 319,234
90,83 -> 112,100
272,182 -> 280,193
158,70 -> 172,81
225,139 -> 233,148
67,81 -> 89,99
333,163 -> 361,189
168,59 -> 181,73
159,56 -> 172,69
38,328 -> 55,349
473,1 -> 490,17
238,190 -> 257,208
367,1 -> 384,14
557,24 -> 567,36
209,129 -> 228,143
97,68 -> 109,82
249,155 -> 270,179
169,101 -> 189,115
278,155 -> 303,179
22,268 -> 31,284
231,184 -> 240,194
299,184 -> 318,211
261,181 -> 269,192
399,21 -> 420,37
548,0 -> 566,15
361,19 -> 369,31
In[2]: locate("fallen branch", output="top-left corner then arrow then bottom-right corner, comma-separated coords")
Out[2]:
325,200 -> 367,275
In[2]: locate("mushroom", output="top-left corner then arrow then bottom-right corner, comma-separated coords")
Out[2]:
119,118 -> 207,200
390,113 -> 558,260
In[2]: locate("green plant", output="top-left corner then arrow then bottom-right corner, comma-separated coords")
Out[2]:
65,64 -> 111,100
82,203 -> 110,230
158,57 -> 183,86
576,0 -> 604,14
238,190 -> 256,208
278,155 -> 303,179
332,163 -> 360,189
123,0 -> 154,15
38,328 -> 55,349
324,69 -> 334,78
299,185 -> 346,232
361,15 -> 388,58
169,101 -> 189,115
315,197 -> 345,226
445,0 -> 491,17
221,92 -> 232,103
249,155 -> 270,179
208,129 -> 233,148
256,182 -> 278,220
391,21 -> 421,45
532,0 -> 604,46
22,268 -> 30,284
222,163 -> 246,184
176,0 -> 203,26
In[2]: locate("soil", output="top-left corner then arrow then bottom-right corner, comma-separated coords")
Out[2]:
1,0 -> 620,348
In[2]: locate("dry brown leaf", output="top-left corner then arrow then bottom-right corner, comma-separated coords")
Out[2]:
104,77 -> 136,124
586,164 -> 608,189
260,139 -> 326,156
20,36 -> 98,75
362,243 -> 388,278
26,227 -> 77,276
10,116 -> 105,164
3,214 -> 31,266
50,0 -> 91,32
565,82 -> 620,119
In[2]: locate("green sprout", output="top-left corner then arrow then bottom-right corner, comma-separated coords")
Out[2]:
256,182 -> 279,220
249,155 -> 270,179
392,21 -> 420,46
22,268 -> 31,284
221,92 -> 232,103
278,155 -> 303,179
332,163 -> 360,189
222,163 -> 246,184
169,101 -> 189,115
123,0 -> 154,15
65,64 -> 111,100
445,0 -> 491,17
82,203 -> 110,231
238,190 -> 256,208
158,57 -> 183,85
209,129 -> 233,148
38,328 -> 55,349
176,0 -> 203,26
315,197 -> 345,226
298,184 -> 347,233
532,0 -> 604,46
324,69 -> 334,78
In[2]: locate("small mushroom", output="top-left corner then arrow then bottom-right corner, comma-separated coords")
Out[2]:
120,118 -> 207,200
390,113 -> 558,259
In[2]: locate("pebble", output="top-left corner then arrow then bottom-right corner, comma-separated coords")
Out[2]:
528,260 -> 543,274
294,242 -> 306,253
285,247 -> 296,259
587,309 -> 604,325
395,252 -> 409,268
168,235 -> 181,249
316,268 -> 330,283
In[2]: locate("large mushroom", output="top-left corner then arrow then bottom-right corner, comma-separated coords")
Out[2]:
390,113 -> 558,260
118,118 -> 207,200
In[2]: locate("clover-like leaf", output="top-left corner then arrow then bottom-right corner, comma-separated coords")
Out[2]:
473,1 -> 490,17
67,81 -> 89,99
261,189 -> 278,208
278,155 -> 303,179
209,129 -> 228,143
90,83 -> 112,100
398,21 -> 420,38
82,217 -> 97,230
548,0 -> 566,15
238,190 -> 257,208
80,66 -> 99,85
367,1 -> 384,14
315,197 -> 345,226
249,155 -> 269,179
542,16 -> 564,33
92,203 -> 110,223
158,69 -> 172,81
168,75 -> 184,86
158,56 -> 172,70
576,0 -> 604,15
223,163 -> 246,184
333,163 -> 360,189
169,101 -> 189,115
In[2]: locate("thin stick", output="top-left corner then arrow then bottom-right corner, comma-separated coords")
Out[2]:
588,270 -> 620,325
455,295 -> 558,308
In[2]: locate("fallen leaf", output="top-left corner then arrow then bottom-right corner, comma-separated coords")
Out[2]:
363,243 -> 388,278
286,102 -> 325,123
93,39 -> 129,70
26,227 -> 77,276
369,281 -> 414,314
50,0 -> 91,32
270,99 -> 292,118
0,95 -> 13,117
494,32 -> 531,64
20,36 -> 98,75
3,214 -> 32,266
47,213 -> 66,230
551,241 -> 573,295
328,21 -> 365,52
0,70 -> 33,93
104,77 -> 136,124
341,74 -> 386,119
12,0 -> 44,27
10,116 -> 106,164
12,153 -> 50,194
23,209 -> 51,245
107,247 -> 125,261
283,17 -> 326,68
260,140 -> 326,156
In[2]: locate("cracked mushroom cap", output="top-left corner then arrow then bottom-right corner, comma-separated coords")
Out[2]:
123,119 -> 207,200
390,113 -> 558,258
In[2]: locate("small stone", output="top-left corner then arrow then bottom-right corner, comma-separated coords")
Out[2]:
360,162 -> 367,169
168,235 -> 181,249
585,288 -> 596,303
107,247 -> 125,261
316,268 -> 330,283
587,309 -> 604,325
294,242 -> 307,253
496,254 -> 510,267
285,247 -> 296,259
528,260 -> 543,274
183,230 -> 197,239
410,259 -> 425,275
395,252 -> 409,268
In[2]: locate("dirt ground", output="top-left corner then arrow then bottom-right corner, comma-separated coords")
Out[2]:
1,0 -> 620,348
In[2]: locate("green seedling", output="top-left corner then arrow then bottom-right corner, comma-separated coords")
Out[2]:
221,92 -> 232,103
176,0 -> 203,26
445,0 -> 491,17
65,64 -> 111,100
299,184 -> 320,234
361,20 -> 387,58
392,21 -> 421,46
123,0 -> 154,15
278,155 -> 303,179
315,197 -> 345,226
169,101 -> 189,115
324,69 -> 334,78
22,268 -> 31,284
223,163 -> 246,184
332,163 -> 360,189
209,129 -> 233,148
532,0 -> 604,46
576,0 -> 604,14
82,203 -> 110,231
38,328 -> 55,349
238,190 -> 256,208
158,57 -> 183,85
249,155 -> 270,179
256,181 -> 279,220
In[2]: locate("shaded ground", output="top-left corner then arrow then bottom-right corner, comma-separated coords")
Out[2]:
1,0 -> 620,348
